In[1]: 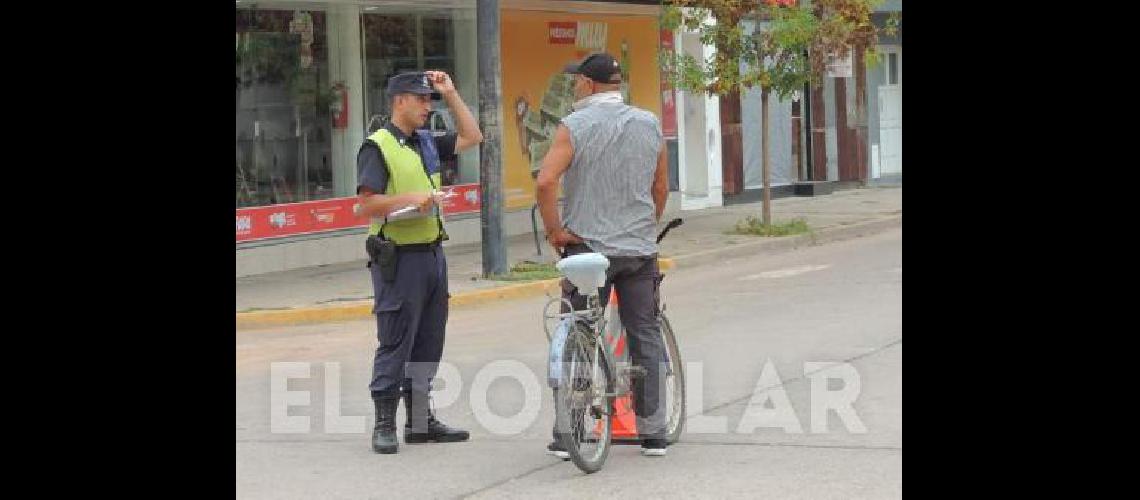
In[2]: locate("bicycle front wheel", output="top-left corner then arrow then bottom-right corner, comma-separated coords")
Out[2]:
662,314 -> 686,444
554,323 -> 614,474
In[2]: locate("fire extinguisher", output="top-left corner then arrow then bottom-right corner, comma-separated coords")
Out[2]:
330,82 -> 348,129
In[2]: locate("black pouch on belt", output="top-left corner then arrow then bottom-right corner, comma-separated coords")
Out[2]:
366,235 -> 398,283
378,239 -> 397,283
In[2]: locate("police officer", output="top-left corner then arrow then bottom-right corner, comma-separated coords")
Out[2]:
356,71 -> 483,455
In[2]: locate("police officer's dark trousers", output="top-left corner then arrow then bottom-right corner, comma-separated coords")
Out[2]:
368,242 -> 468,450
369,244 -> 448,399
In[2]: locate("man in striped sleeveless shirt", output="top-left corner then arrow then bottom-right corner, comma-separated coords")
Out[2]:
536,52 -> 671,458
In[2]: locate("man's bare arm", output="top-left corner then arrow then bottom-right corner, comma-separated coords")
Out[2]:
652,145 -> 669,222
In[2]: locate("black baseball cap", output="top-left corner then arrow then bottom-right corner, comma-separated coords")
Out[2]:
386,72 -> 441,99
563,53 -> 622,83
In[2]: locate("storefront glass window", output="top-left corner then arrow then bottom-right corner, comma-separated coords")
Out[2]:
236,7 -> 334,207
362,7 -> 478,186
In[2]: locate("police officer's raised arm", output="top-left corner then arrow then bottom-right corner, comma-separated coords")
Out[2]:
425,70 -> 483,154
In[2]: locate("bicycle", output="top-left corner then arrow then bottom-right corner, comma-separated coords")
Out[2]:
543,218 -> 686,474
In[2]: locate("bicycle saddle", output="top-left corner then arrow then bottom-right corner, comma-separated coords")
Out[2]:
556,253 -> 610,295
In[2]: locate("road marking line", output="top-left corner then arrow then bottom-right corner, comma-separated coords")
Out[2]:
740,264 -> 831,280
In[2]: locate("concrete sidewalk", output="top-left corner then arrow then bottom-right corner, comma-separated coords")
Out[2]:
236,186 -> 901,327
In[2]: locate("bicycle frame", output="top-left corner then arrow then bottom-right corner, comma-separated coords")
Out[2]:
543,218 -> 684,398
544,218 -> 685,471
545,294 -> 618,393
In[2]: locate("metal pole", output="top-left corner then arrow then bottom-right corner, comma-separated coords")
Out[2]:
761,89 -> 771,225
477,0 -> 507,277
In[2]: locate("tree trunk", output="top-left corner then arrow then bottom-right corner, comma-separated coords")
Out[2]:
809,1 -> 828,182
854,44 -> 869,183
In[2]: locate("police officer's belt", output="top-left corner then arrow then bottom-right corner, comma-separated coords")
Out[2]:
395,241 -> 442,252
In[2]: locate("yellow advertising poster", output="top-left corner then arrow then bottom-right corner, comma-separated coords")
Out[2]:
500,10 -> 662,210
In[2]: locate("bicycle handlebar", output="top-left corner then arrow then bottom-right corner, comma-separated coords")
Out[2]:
656,218 -> 683,244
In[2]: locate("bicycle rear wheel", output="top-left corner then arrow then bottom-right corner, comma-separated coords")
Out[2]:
554,323 -> 614,474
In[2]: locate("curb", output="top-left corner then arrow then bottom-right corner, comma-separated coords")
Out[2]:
669,215 -> 902,270
236,258 -> 675,331
236,215 -> 899,331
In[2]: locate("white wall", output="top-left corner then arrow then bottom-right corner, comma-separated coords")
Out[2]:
237,209 -> 542,277
674,22 -> 723,211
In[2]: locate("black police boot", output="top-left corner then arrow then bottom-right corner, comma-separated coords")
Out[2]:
403,391 -> 470,443
372,396 -> 400,454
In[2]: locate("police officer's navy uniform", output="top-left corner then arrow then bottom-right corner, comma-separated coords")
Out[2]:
357,72 -> 469,454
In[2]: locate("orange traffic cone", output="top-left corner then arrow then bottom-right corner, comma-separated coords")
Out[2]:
604,289 -> 639,441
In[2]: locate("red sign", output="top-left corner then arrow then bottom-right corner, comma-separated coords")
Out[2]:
437,183 -> 482,214
236,197 -> 365,242
549,22 -> 577,44
660,29 -> 678,139
236,184 -> 482,242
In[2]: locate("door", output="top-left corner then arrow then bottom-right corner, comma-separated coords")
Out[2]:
878,46 -> 902,175
719,91 -> 743,195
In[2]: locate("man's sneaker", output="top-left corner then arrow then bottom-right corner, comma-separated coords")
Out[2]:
641,438 -> 668,457
546,441 -> 570,460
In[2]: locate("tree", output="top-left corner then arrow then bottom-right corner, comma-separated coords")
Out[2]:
661,0 -> 895,225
